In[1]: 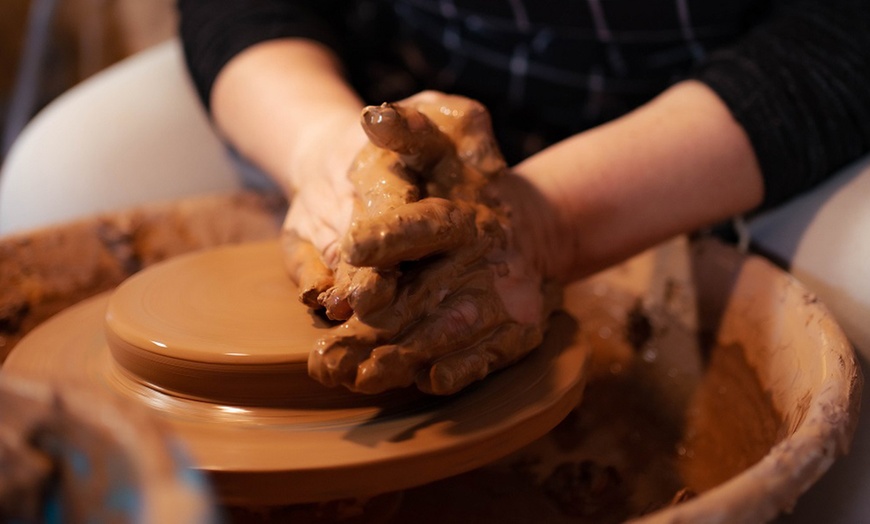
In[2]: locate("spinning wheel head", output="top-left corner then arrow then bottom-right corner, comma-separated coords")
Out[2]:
3,241 -> 588,506
105,241 -> 349,406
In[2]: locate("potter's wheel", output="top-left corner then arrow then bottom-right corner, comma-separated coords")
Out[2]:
3,240 -> 588,506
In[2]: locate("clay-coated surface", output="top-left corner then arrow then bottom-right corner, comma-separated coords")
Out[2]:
4,241 -> 589,506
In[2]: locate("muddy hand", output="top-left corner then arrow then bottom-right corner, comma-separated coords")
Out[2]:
310,215 -> 561,395
282,103 -> 418,319
353,251 -> 560,395
298,93 -> 488,320
307,92 -> 561,395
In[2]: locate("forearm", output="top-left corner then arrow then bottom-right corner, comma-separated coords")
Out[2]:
511,80 -> 764,283
210,39 -> 366,194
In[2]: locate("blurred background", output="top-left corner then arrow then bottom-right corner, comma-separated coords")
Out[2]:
0,0 -> 176,164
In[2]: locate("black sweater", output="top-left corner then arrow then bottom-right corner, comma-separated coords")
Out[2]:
178,0 -> 870,210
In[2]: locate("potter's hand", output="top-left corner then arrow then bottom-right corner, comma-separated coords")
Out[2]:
281,112 -> 366,308
306,92 -> 561,395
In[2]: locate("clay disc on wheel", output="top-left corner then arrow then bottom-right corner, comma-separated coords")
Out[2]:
3,240 -> 589,506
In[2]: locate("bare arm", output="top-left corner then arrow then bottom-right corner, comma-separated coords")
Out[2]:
506,80 -> 765,283
210,38 -> 372,266
209,38 -> 366,196
211,44 -> 762,283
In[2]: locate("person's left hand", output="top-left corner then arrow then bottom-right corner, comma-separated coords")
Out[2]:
293,92 -> 561,395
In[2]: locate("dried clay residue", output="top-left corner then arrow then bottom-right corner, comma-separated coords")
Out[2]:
0,192 -> 283,363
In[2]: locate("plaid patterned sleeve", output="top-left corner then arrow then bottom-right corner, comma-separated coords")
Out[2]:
391,0 -> 870,201
177,0 -> 349,109
177,0 -> 870,205
387,0 -> 760,159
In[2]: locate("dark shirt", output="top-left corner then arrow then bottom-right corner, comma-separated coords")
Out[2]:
178,0 -> 870,211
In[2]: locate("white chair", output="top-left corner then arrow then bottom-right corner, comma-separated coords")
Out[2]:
0,39 -> 242,236
750,155 -> 870,355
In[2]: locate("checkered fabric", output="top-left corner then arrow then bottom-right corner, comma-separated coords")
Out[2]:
179,0 -> 870,208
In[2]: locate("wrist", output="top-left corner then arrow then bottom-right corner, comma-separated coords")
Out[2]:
507,80 -> 764,283
493,172 -> 574,284
282,108 -> 367,195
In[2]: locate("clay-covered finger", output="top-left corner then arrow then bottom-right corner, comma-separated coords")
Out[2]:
346,266 -> 398,317
343,198 -> 478,268
316,260 -> 354,320
317,263 -> 398,321
418,322 -> 543,395
361,101 -> 483,202
282,232 -> 334,308
359,248 -> 492,332
396,92 -> 505,179
360,104 -> 475,202
360,103 -> 452,173
308,318 -> 386,389
348,145 -> 420,216
352,287 -> 512,393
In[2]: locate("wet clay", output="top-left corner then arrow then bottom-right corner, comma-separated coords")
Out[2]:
285,94 -> 558,396
3,240 -> 588,507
